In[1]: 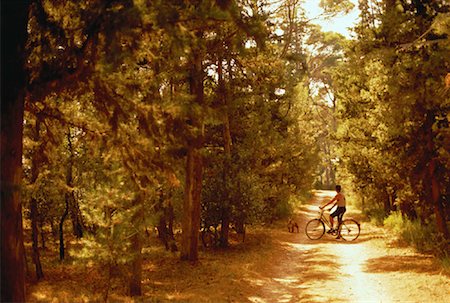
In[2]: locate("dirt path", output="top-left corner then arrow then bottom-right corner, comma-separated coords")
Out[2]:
27,190 -> 450,302
243,190 -> 450,303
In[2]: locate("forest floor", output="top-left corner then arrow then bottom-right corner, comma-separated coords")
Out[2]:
26,190 -> 450,303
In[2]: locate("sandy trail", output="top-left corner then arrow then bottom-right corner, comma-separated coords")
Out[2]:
247,190 -> 450,303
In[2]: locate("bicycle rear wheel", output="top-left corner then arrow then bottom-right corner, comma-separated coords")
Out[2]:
339,219 -> 360,241
305,219 -> 325,240
201,229 -> 218,248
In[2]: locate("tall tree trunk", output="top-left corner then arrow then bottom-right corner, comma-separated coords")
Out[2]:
429,159 -> 449,239
218,56 -> 232,248
60,130 -> 74,260
181,148 -> 203,261
423,110 -> 449,239
59,195 -> 69,261
31,197 -> 44,280
1,1 -> 30,301
64,128 -> 84,238
181,38 -> 205,261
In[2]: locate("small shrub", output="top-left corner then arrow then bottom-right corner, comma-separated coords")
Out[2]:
383,211 -> 404,233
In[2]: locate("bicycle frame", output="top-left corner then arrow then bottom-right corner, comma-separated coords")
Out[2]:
317,209 -> 333,229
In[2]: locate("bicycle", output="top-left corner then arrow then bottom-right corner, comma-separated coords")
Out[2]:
305,208 -> 360,241
200,225 -> 219,248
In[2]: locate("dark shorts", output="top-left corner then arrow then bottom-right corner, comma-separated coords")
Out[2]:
331,206 -> 346,222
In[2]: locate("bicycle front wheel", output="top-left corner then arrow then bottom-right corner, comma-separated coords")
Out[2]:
339,219 -> 360,241
305,219 -> 325,240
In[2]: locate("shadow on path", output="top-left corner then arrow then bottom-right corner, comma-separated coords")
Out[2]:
365,255 -> 444,275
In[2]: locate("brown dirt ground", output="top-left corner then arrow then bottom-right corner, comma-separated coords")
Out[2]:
26,190 -> 450,302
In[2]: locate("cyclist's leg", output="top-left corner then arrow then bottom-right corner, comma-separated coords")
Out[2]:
336,207 -> 346,238
330,209 -> 339,231
337,209 -> 345,225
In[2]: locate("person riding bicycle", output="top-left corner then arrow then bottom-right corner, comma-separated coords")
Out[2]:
320,185 -> 346,238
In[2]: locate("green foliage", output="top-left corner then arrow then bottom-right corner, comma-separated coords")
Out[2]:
319,0 -> 355,16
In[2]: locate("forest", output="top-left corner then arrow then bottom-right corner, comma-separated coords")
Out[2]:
1,0 -> 449,302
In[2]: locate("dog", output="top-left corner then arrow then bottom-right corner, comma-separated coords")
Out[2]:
287,219 -> 299,233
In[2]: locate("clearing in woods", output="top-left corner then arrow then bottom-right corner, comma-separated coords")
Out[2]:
27,190 -> 449,302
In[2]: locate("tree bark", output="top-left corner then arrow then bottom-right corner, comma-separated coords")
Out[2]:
181,148 -> 203,261
218,56 -> 232,248
181,37 -> 205,261
429,159 -> 449,239
59,195 -> 69,261
1,1 -> 31,301
64,128 -> 84,238
60,130 -> 75,260
422,110 -> 449,240
382,188 -> 392,215
31,197 -> 44,280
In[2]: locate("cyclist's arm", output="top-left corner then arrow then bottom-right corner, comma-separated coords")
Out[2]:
320,196 -> 337,209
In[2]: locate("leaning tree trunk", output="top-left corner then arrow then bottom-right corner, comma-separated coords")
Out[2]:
1,1 -> 30,301
181,43 -> 205,261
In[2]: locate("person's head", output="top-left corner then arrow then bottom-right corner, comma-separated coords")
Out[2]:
335,185 -> 341,193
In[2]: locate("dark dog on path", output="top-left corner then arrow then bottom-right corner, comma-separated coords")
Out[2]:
287,219 -> 299,233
